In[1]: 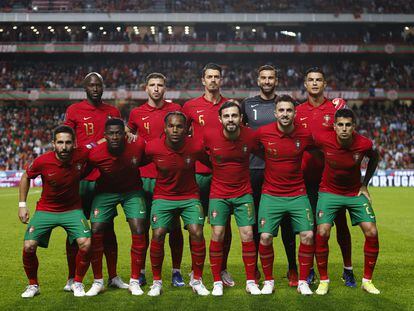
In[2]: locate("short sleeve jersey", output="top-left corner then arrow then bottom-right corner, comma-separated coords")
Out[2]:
315,131 -> 374,196
88,138 -> 145,194
127,101 -> 182,178
182,95 -> 228,174
64,100 -> 121,181
257,123 -> 314,197
145,137 -> 204,200
203,126 -> 259,198
241,95 -> 276,169
295,98 -> 336,186
26,149 -> 89,212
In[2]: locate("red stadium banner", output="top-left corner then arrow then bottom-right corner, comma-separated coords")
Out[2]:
0,44 -> 414,54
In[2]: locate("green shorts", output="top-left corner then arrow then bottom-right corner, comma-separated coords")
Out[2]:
209,194 -> 255,227
151,199 -> 204,230
142,177 -> 156,208
91,190 -> 147,223
24,209 -> 91,248
79,180 -> 96,218
196,173 -> 211,214
258,194 -> 314,236
316,192 -> 376,226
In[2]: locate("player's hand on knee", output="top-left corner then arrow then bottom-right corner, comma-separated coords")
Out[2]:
18,204 -> 30,224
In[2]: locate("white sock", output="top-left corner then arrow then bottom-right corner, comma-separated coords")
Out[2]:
172,268 -> 181,273
344,266 -> 353,270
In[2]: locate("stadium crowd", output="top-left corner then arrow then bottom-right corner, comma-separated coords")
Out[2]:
1,0 -> 414,13
1,60 -> 413,91
0,101 -> 412,171
0,24 -> 413,45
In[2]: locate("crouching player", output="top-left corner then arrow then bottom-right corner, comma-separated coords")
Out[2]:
146,111 -> 209,296
256,95 -> 315,295
85,118 -> 148,296
314,108 -> 380,295
18,125 -> 91,298
204,101 -> 261,296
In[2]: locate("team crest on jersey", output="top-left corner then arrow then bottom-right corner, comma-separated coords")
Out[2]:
131,156 -> 138,166
295,140 -> 301,150
28,226 -> 35,233
242,145 -> 248,154
76,163 -> 82,171
185,157 -> 192,166
212,210 -> 218,219
260,218 -> 266,228
318,210 -> 324,218
152,215 -> 157,223
323,114 -> 331,127
353,153 -> 361,163
94,208 -> 99,218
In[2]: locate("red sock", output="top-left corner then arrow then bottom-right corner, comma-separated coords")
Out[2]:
364,236 -> 379,280
74,247 -> 91,283
150,239 -> 165,280
335,214 -> 352,267
242,241 -> 257,281
259,242 -> 274,281
66,238 -> 78,279
91,232 -> 104,279
209,240 -> 223,282
298,242 -> 315,281
222,221 -> 232,271
23,250 -> 38,285
169,224 -> 184,270
103,228 -> 118,279
315,234 -> 329,281
191,239 -> 206,280
131,234 -> 146,279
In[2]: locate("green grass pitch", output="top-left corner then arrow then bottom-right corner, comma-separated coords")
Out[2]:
0,187 -> 413,311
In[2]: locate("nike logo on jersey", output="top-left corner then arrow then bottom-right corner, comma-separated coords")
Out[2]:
250,104 -> 259,108
83,230 -> 90,233
197,110 -> 204,113
213,147 -> 221,151
268,142 -> 276,145
140,211 -> 146,214
142,116 -> 149,120
300,117 -> 308,121
198,217 -> 204,220
48,173 -> 56,177
83,117 -> 92,120
326,152 -> 334,156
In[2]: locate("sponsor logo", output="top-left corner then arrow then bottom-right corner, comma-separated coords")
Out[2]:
196,110 -> 204,113
83,117 -> 92,120
300,117 -> 308,121
141,116 -> 149,120
260,218 -> 266,228
152,215 -> 157,223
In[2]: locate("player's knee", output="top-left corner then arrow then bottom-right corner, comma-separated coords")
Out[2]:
78,237 -> 91,251
240,228 -> 254,242
317,226 -> 331,239
300,231 -> 314,245
23,241 -> 37,253
260,233 -> 273,246
211,227 -> 225,242
189,226 -> 204,242
364,225 -> 378,238
152,229 -> 167,242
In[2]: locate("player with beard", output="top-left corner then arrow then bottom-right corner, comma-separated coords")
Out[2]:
241,65 -> 298,286
64,73 -> 127,291
85,119 -> 148,296
126,73 -> 185,287
314,109 -> 380,295
146,112 -> 209,296
182,63 -> 234,286
19,126 -> 91,298
296,67 -> 355,286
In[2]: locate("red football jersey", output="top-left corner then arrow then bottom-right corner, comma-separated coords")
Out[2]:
257,123 -> 314,197
296,98 -> 336,185
64,100 -> 121,181
145,137 -> 207,200
315,131 -> 374,196
203,126 -> 259,198
182,95 -> 228,174
127,101 -> 181,178
26,149 -> 88,212
88,137 -> 145,193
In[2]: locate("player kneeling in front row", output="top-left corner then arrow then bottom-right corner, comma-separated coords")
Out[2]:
314,108 -> 380,295
85,118 -> 148,296
204,101 -> 261,296
146,111 -> 209,296
256,95 -> 315,295
19,125 -> 91,298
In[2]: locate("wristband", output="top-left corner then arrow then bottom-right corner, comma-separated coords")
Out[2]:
19,202 -> 27,208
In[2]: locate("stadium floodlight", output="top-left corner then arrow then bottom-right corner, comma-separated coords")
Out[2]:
99,26 -> 104,30
116,26 -> 121,32
30,26 -> 35,29
404,26 -> 410,31
235,26 -> 240,30
0,29 -> 3,33
67,28 -> 71,32
280,30 -> 297,37
82,26 -> 86,30
133,26 -> 138,30
13,26 -> 17,30
47,26 -> 52,29
33,6 -> 38,11
252,28 -> 256,33
33,28 -> 37,32
103,31 -> 107,35
64,26 -> 68,29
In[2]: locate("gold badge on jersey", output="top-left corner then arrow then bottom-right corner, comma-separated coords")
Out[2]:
295,139 -> 301,150
323,114 -> 331,127
353,153 -> 361,163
